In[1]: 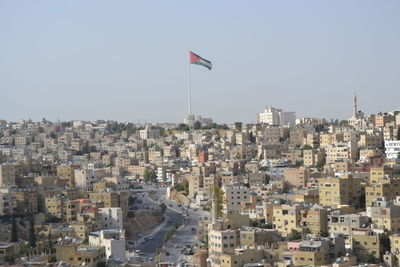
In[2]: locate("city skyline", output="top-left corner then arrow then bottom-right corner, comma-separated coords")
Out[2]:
1,1 -> 400,123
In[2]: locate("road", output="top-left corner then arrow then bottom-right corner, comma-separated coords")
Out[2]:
128,185 -> 209,264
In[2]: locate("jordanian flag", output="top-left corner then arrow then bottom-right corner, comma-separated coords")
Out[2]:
190,51 -> 212,70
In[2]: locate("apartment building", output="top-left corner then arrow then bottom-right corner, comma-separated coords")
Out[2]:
222,186 -> 250,214
319,175 -> 363,208
0,164 -> 15,187
303,148 -> 325,167
56,244 -> 106,267
272,204 -> 305,237
350,228 -> 384,263
89,229 -> 126,262
300,207 -> 328,237
98,207 -> 123,230
208,228 -> 240,266
367,198 -> 400,233
385,140 -> 400,160
284,167 -> 310,188
365,178 -> 400,207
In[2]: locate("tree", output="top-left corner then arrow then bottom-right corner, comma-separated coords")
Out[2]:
249,132 -> 256,143
45,214 -> 62,224
295,160 -> 303,167
2,255 -> 15,264
194,121 -> 201,130
234,122 -> 242,131
264,174 -> 270,185
181,179 -> 189,194
365,253 -> 376,264
11,214 -> 18,242
315,159 -> 326,170
48,231 -> 53,253
301,144 -> 313,151
210,186 -> 225,217
159,203 -> 167,213
20,243 -> 30,255
288,230 -> 302,241
28,212 -> 36,248
314,124 -> 325,133
143,169 -> 157,183
177,123 -> 189,131
128,196 -> 137,206
259,166 -> 269,172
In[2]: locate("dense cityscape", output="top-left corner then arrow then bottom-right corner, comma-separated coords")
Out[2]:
0,96 -> 400,266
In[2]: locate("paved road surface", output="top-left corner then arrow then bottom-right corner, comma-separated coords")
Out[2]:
129,185 -> 209,264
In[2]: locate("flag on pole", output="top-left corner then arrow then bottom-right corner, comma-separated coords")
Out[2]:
189,51 -> 212,70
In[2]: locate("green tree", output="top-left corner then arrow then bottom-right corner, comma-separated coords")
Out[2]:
259,166 -> 269,172
295,160 -> 303,167
314,124 -> 325,133
143,169 -> 157,183
301,144 -> 313,151
249,132 -> 256,143
288,230 -> 302,241
2,255 -> 15,264
264,174 -> 270,184
159,203 -> 167,213
234,122 -> 242,131
181,179 -> 189,194
28,212 -> 36,248
365,253 -> 376,264
48,231 -> 53,253
210,186 -> 225,218
20,243 -> 30,255
128,196 -> 137,206
194,121 -> 201,130
11,214 -> 18,242
177,123 -> 189,131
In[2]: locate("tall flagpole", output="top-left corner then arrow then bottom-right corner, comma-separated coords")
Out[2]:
188,50 -> 192,117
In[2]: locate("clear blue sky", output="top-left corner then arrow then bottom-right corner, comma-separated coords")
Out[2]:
1,1 -> 399,123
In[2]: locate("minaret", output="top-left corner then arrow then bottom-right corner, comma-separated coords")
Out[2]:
353,93 -> 358,118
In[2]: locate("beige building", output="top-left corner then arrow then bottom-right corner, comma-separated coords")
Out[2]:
350,228 -> 384,263
222,186 -> 250,214
0,164 -> 15,187
272,204 -> 304,237
284,167 -> 310,188
56,244 -> 106,267
318,175 -> 363,208
301,207 -> 328,237
209,228 -> 240,266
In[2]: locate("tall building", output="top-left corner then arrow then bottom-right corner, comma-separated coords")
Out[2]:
385,140 -> 400,159
256,107 -> 296,126
0,164 -> 15,187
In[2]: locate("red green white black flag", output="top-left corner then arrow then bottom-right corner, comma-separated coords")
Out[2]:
189,51 -> 212,70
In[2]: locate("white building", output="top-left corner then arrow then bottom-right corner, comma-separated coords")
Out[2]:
99,207 -> 123,230
184,114 -> 213,127
139,125 -> 160,140
74,169 -> 103,189
89,229 -> 126,262
257,107 -> 296,126
385,140 -> 400,160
